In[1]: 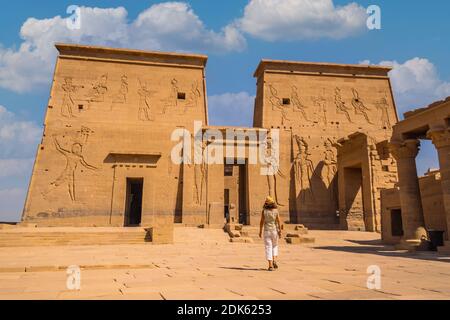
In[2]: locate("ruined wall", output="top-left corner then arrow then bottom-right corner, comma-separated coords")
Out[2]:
22,44 -> 208,227
381,172 -> 447,244
253,61 -> 399,228
419,172 -> 447,237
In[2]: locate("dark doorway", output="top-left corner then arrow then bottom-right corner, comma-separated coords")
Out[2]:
391,209 -> 404,237
124,178 -> 143,227
238,164 -> 249,225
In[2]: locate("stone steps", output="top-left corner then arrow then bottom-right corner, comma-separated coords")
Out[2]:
0,227 -> 151,247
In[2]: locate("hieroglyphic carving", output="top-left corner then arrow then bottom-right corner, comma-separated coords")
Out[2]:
335,87 -> 352,123
312,89 -> 327,126
375,94 -> 392,129
112,75 -> 129,104
186,80 -> 201,112
192,140 -> 207,206
137,79 -> 155,121
264,133 -> 286,206
291,86 -> 310,122
162,78 -> 179,114
323,138 -> 338,187
42,131 -> 98,202
351,88 -> 373,124
61,77 -> 84,118
86,74 -> 108,103
293,135 -> 315,201
323,138 -> 340,202
268,84 -> 289,125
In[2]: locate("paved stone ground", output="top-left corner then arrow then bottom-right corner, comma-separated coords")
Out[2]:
0,228 -> 449,300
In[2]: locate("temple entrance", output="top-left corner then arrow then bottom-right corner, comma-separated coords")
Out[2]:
391,209 -> 404,237
343,167 -> 367,231
224,162 -> 249,225
124,178 -> 143,227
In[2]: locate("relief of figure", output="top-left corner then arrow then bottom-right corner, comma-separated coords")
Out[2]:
42,134 -> 98,202
86,74 -> 108,103
186,80 -> 201,112
112,75 -> 129,104
335,87 -> 352,123
137,79 -> 155,121
293,135 -> 315,201
162,78 -> 179,114
375,95 -> 392,129
323,138 -> 340,202
291,86 -> 310,122
312,89 -> 327,126
351,88 -> 373,124
61,77 -> 83,118
268,84 -> 289,125
189,140 -> 207,206
264,134 -> 286,207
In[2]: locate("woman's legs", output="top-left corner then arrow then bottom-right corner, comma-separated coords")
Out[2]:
264,231 -> 274,269
264,230 -> 279,270
272,232 -> 279,268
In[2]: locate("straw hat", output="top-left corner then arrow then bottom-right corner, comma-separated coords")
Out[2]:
265,196 -> 275,205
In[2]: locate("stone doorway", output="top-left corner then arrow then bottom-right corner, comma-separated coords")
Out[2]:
342,167 -> 367,231
391,209 -> 404,237
124,178 -> 144,227
224,162 -> 249,225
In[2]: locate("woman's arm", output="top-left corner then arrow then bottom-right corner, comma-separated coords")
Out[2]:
276,212 -> 282,237
259,210 -> 265,238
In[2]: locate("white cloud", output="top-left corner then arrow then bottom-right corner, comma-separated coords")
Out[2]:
0,105 -> 41,221
361,58 -> 450,114
0,3 -> 246,93
237,0 -> 367,41
131,2 -> 245,53
0,105 -> 42,158
208,92 -> 255,127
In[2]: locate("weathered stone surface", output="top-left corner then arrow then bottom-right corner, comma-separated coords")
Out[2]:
20,44 -> 402,237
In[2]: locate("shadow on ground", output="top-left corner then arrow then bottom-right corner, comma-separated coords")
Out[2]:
314,239 -> 450,263
219,267 -> 267,272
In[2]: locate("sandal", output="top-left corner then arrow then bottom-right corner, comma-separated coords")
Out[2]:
273,261 -> 278,269
268,267 -> 274,271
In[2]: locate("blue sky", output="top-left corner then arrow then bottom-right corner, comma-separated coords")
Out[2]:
1,0 -> 449,221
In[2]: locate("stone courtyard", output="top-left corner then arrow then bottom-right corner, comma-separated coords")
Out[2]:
1,228 -> 449,300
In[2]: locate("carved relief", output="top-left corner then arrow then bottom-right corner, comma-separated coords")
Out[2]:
312,89 -> 327,126
291,86 -> 310,122
335,87 -> 352,123
137,79 -> 155,121
375,94 -> 392,129
264,133 -> 286,206
112,75 -> 129,104
351,88 -> 373,124
293,135 -> 315,201
192,140 -> 207,206
162,78 -> 179,114
186,80 -> 201,110
323,138 -> 340,203
61,77 -> 83,118
86,74 -> 108,103
42,130 -> 98,202
268,84 -> 289,125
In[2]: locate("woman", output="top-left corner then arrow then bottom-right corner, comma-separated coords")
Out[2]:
259,196 -> 282,271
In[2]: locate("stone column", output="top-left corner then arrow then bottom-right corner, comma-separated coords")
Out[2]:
428,128 -> 450,240
389,139 -> 427,242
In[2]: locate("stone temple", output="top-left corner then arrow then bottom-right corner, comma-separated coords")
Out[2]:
15,44 -> 449,252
